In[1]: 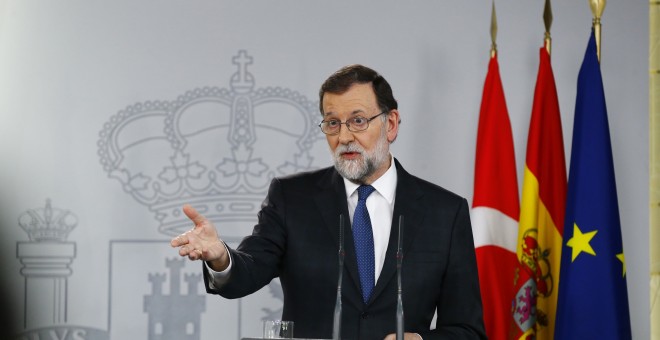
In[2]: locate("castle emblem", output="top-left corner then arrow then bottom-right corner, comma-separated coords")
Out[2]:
144,258 -> 205,340
97,50 -> 324,236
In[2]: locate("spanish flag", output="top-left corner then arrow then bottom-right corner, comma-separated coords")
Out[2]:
554,30 -> 632,340
472,54 -> 519,340
511,47 -> 566,339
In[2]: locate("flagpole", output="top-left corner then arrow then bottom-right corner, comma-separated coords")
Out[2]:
490,0 -> 497,58
589,0 -> 606,62
650,1 -> 660,339
544,0 -> 553,55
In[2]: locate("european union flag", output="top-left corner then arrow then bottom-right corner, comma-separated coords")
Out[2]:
554,30 -> 632,339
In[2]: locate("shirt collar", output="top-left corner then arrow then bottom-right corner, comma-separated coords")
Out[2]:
343,155 -> 397,204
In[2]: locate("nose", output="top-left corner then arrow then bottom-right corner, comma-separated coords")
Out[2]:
337,124 -> 355,145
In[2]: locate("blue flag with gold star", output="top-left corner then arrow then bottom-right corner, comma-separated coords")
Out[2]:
554,30 -> 632,339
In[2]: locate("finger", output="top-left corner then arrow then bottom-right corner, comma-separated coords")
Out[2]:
170,234 -> 188,247
383,335 -> 394,340
182,204 -> 208,227
187,248 -> 203,261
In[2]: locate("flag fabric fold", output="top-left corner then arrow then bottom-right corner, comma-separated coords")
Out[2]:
512,47 -> 566,340
554,30 -> 632,340
471,55 -> 519,340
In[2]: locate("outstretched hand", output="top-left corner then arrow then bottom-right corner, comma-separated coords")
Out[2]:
170,204 -> 229,272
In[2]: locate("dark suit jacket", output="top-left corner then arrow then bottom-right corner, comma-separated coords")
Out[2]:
204,159 -> 486,339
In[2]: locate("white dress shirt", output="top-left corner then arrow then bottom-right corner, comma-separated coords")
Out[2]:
342,156 -> 397,283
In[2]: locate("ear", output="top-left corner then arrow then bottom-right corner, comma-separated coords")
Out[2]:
386,109 -> 400,142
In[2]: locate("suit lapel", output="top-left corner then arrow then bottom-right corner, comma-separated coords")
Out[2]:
313,168 -> 346,249
369,159 -> 426,304
313,168 -> 363,303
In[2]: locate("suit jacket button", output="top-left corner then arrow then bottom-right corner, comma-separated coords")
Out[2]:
360,312 -> 369,319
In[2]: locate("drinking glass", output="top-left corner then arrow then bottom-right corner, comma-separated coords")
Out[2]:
263,320 -> 294,339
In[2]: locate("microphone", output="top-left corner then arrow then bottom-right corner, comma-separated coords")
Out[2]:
332,214 -> 345,340
396,215 -> 404,340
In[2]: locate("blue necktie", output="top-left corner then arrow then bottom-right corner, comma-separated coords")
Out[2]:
353,184 -> 376,304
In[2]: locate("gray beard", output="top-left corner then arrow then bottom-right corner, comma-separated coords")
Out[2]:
332,131 -> 389,184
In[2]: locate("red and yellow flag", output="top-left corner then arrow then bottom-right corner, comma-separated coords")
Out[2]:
511,48 -> 566,340
472,54 -> 519,340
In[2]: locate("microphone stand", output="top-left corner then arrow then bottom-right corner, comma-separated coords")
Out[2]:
332,214 -> 345,340
396,215 -> 404,340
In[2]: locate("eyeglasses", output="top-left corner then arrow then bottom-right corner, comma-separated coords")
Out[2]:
318,111 -> 387,135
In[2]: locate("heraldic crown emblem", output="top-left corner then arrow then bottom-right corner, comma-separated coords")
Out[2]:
18,199 -> 78,242
98,50 -> 324,236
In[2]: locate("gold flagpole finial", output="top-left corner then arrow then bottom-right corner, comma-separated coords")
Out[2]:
544,0 -> 553,55
589,0 -> 606,62
490,0 -> 498,58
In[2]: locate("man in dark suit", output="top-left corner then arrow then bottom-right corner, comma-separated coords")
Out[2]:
171,65 -> 486,339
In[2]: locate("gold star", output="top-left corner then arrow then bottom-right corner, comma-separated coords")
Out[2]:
566,223 -> 598,262
616,253 -> 626,277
